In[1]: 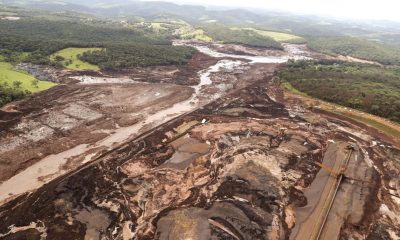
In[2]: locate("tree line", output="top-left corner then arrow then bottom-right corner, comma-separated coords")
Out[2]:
79,44 -> 196,71
279,60 -> 400,123
307,36 -> 400,65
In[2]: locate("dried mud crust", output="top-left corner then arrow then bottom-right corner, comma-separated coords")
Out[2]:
1,79 -> 398,240
0,83 -> 193,182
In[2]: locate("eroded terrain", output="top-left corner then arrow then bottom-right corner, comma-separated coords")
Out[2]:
0,42 -> 399,240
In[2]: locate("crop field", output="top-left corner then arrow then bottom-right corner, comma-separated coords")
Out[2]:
0,61 -> 56,92
51,47 -> 102,71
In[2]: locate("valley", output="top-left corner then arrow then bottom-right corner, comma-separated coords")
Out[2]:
0,39 -> 399,240
0,1 -> 400,240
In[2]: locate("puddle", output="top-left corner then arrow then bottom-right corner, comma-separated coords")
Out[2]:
74,207 -> 111,240
159,134 -> 210,170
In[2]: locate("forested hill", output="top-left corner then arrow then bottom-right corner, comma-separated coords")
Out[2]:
0,11 -> 198,69
0,18 -> 169,44
307,36 -> 400,65
280,60 -> 400,123
2,0 -> 400,46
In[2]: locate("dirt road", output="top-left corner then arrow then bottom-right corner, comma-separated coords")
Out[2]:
290,142 -> 353,240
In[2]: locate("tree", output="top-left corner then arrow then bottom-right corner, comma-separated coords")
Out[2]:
31,79 -> 39,88
55,55 -> 65,62
12,80 -> 22,89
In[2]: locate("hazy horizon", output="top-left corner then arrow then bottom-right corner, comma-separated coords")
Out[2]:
145,0 -> 400,22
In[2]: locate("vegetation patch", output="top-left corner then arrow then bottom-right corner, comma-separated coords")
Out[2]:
180,27 -> 213,42
0,18 -> 171,65
202,24 -> 283,49
279,60 -> 400,123
79,44 -> 196,71
307,36 -> 400,65
51,48 -> 102,71
0,59 -> 56,106
0,61 -> 56,92
148,22 -> 169,31
237,28 -> 305,43
281,78 -> 400,141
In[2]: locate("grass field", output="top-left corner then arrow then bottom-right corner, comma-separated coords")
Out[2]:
149,22 -> 169,31
236,28 -> 305,43
51,48 -> 102,71
0,61 -> 56,93
179,27 -> 213,42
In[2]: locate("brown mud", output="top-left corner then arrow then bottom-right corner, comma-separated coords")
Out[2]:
0,43 -> 399,240
0,78 -> 398,239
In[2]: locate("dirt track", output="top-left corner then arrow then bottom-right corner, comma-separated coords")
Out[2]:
291,143 -> 362,240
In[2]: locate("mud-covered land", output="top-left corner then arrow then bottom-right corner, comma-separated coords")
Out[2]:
0,77 -> 399,240
16,63 -> 76,83
102,53 -> 219,86
0,83 -> 192,182
0,44 -> 280,205
178,40 -> 380,65
0,43 -> 399,240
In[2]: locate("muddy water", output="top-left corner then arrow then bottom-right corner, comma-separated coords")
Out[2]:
175,42 -> 312,63
74,207 -> 111,240
0,144 -> 89,204
159,135 -> 210,170
0,42 -> 298,206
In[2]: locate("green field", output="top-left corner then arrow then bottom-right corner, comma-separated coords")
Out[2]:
0,61 -> 56,93
180,27 -> 213,42
51,48 -> 102,71
240,28 -> 305,43
149,22 -> 169,31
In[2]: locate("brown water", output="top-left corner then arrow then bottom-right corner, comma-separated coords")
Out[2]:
159,135 -> 210,170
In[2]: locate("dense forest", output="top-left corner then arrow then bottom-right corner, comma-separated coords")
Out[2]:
0,18 -> 196,66
79,44 -> 196,71
0,19 -> 169,44
202,24 -> 283,49
279,60 -> 400,122
307,36 -> 400,65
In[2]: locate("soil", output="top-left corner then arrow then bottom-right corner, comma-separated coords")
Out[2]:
0,42 -> 399,240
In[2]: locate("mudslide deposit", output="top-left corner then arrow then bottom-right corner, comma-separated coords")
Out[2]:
0,42 -> 399,240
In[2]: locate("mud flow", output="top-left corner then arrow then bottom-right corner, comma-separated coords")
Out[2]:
0,42 -> 399,240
